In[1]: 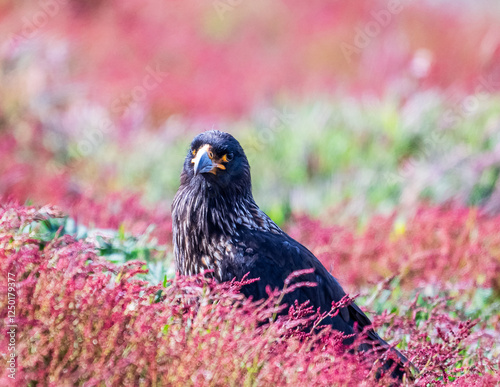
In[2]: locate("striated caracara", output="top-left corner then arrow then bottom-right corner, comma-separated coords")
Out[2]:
172,130 -> 412,381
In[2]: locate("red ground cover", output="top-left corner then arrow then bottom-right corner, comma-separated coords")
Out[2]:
0,202 -> 498,385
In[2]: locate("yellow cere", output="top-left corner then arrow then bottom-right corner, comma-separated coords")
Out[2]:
190,144 -> 227,171
191,144 -> 211,164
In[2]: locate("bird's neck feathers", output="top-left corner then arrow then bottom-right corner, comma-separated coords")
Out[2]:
172,178 -> 281,277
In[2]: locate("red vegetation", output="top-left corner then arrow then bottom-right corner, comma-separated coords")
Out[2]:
2,1 -> 499,119
68,193 -> 173,245
1,202 -> 499,385
287,205 -> 500,291
1,1 -> 499,383
0,203 -> 375,385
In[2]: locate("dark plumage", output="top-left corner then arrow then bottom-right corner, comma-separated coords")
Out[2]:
172,130 -> 411,381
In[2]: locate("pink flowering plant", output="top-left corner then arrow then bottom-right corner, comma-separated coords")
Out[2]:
1,2 -> 500,385
1,202 -> 498,385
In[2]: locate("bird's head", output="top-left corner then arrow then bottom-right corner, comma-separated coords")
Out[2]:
180,130 -> 252,197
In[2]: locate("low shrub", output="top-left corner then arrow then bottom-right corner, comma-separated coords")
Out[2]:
0,202 -> 498,385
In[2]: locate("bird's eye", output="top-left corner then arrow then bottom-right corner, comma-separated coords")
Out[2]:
222,153 -> 233,162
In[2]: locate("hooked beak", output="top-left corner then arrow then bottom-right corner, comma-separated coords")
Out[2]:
192,145 -> 215,176
192,144 -> 228,176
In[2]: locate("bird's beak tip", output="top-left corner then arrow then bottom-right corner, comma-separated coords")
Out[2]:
193,151 -> 214,176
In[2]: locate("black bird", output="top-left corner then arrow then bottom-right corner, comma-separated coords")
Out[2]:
172,130 -> 411,381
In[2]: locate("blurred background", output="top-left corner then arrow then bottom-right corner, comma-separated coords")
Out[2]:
3,3 -> 500,383
1,0 -> 500,232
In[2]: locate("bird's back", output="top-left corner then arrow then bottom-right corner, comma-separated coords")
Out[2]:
225,227 -> 369,338
224,227 -> 411,379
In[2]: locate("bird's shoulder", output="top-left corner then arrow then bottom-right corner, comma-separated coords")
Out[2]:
228,227 -> 331,282
223,227 -> 378,335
